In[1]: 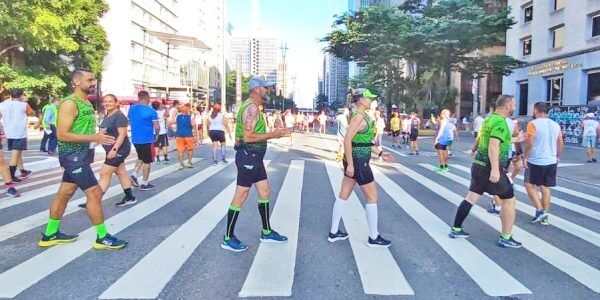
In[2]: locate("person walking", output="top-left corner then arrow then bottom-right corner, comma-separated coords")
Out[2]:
318,111 -> 328,135
0,89 -> 35,182
328,88 -> 395,247
523,102 -> 563,226
39,68 -> 126,250
449,95 -> 522,248
174,104 -> 197,169
390,112 -> 401,148
408,112 -> 420,155
128,91 -> 160,191
284,109 -> 294,146
39,98 -> 59,154
335,108 -> 350,161
433,109 -> 451,172
581,113 -> 599,162
374,110 -> 386,157
208,103 -> 231,165
152,101 -> 170,164
221,77 -> 291,252
473,113 -> 484,138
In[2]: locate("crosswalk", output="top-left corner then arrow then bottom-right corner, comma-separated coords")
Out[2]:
0,137 -> 598,299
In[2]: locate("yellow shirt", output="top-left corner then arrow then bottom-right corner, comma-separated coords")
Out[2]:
390,117 -> 401,131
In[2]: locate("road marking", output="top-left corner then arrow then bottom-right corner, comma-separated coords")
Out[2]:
509,173 -> 600,205
323,161 -> 414,295
383,145 -> 407,156
393,163 -> 600,293
0,160 -> 232,298
0,160 -> 198,243
419,163 -> 600,248
99,160 -> 271,300
239,160 -> 304,297
449,164 -> 600,221
372,166 -> 531,296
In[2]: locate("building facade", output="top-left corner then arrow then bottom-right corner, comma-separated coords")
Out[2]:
323,53 -> 350,105
230,35 -> 279,84
502,0 -> 600,115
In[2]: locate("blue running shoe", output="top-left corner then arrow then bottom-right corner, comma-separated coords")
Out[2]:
497,236 -> 522,248
367,235 -> 391,248
531,210 -> 548,223
541,216 -> 549,226
221,236 -> 248,252
327,230 -> 349,242
6,187 -> 20,197
93,234 -> 128,250
487,205 -> 500,215
449,228 -> 469,239
260,230 -> 288,243
38,231 -> 79,247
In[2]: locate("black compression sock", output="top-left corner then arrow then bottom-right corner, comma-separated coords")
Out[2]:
258,199 -> 271,234
9,166 -> 16,178
225,205 -> 241,240
124,188 -> 133,198
453,200 -> 473,228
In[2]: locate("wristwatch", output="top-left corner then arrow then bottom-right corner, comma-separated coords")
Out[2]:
378,151 -> 383,158
112,148 -> 118,152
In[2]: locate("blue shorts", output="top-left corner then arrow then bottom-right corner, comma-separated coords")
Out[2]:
59,150 -> 98,191
582,136 -> 597,148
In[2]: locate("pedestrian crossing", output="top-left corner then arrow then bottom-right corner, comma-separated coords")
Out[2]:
0,141 -> 598,299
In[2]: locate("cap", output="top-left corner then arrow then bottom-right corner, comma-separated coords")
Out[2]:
586,113 -> 595,118
248,77 -> 274,92
352,88 -> 377,100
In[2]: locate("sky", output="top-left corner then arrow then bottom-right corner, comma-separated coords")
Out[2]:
226,0 -> 348,108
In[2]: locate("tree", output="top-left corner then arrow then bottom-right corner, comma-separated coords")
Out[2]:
225,70 -> 251,110
315,94 -> 329,110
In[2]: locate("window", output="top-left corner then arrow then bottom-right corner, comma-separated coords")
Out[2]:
588,72 -> 600,103
547,77 -> 563,105
522,37 -> 532,55
551,25 -> 565,48
524,5 -> 533,23
554,0 -> 565,11
519,82 -> 529,115
593,15 -> 600,37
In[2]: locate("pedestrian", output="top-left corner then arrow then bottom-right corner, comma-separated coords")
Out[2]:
208,102 -> 231,165
128,91 -> 160,191
167,100 -> 179,138
390,112 -> 401,148
174,104 -> 197,169
194,107 -> 205,145
0,88 -> 35,182
374,110 -> 385,157
39,68 -> 126,250
0,148 -> 20,197
409,112 -> 420,155
449,95 -> 522,248
221,77 -> 291,252
328,88 -> 395,247
446,120 -> 457,157
302,113 -> 309,133
401,115 -> 411,146
318,111 -> 328,135
284,109 -> 294,146
523,102 -> 563,226
462,115 -> 470,131
39,98 -> 59,155
308,113 -> 315,133
152,101 -> 170,164
433,109 -> 451,172
581,113 -> 599,162
335,108 -> 350,161
80,94 -> 136,209
473,113 -> 484,138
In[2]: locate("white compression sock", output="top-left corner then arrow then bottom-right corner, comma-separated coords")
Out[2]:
330,198 -> 347,234
365,203 -> 379,240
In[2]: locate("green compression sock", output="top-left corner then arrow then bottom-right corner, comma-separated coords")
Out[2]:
501,232 -> 512,240
44,219 -> 61,236
96,223 -> 108,239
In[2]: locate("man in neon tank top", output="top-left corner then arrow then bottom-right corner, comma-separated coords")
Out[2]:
39,68 -> 127,250
328,89 -> 396,248
221,77 -> 292,252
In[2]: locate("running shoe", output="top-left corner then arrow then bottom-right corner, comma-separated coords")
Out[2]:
541,216 -> 549,226
163,158 -> 170,164
221,159 -> 228,164
11,176 -> 22,183
593,158 -> 598,163
497,236 -> 522,248
367,235 -> 391,248
179,165 -> 185,170
20,170 -> 32,179
487,205 -> 500,215
140,183 -> 155,191
186,163 -> 195,168
6,187 -> 20,197
260,230 -> 288,243
93,234 -> 128,250
434,167 -> 448,173
221,236 -> 248,252
115,196 -> 137,207
531,210 -> 548,223
327,230 -> 349,242
448,228 -> 470,239
212,160 -> 218,166
408,152 -> 415,155
130,175 -> 139,187
38,231 -> 79,247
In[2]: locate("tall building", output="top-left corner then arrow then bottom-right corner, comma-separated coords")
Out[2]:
230,34 -> 279,84
502,0 -> 600,115
323,53 -> 349,105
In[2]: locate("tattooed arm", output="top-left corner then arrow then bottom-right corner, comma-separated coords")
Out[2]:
242,103 -> 289,143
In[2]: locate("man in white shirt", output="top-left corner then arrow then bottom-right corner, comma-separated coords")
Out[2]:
581,113 -> 599,163
0,89 -> 35,182
524,102 -> 563,226
318,111 -> 328,135
473,113 -> 484,138
152,101 -> 170,164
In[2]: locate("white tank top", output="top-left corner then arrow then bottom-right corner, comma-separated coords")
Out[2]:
528,118 -> 561,166
209,112 -> 225,131
0,100 -> 28,139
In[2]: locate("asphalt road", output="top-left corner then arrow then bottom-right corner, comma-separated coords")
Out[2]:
0,130 -> 598,299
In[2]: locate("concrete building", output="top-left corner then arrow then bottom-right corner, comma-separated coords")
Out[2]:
323,53 -> 349,105
502,0 -> 600,115
230,34 -> 279,84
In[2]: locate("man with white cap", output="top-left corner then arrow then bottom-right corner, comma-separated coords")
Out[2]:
221,77 -> 292,252
581,112 -> 599,163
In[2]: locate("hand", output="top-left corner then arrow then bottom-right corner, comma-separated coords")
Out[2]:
489,168 -> 500,183
107,150 -> 117,159
345,165 -> 354,178
94,131 -> 115,146
434,139 -> 438,145
273,128 -> 291,138
381,152 -> 395,163
522,157 -> 528,169
518,132 -> 529,142
470,149 -> 477,158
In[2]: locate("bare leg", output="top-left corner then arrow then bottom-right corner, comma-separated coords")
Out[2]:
49,182 -> 78,219
83,185 -> 106,225
187,149 -> 194,165
178,150 -> 184,166
99,164 -> 117,193
115,163 -> 131,189
231,185 -> 250,207
142,163 -> 151,182
541,185 -> 551,212
498,197 -> 516,235
525,183 -> 543,210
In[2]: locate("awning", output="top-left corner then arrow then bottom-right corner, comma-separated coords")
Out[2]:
146,30 -> 210,50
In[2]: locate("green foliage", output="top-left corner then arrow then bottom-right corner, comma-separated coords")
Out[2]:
315,94 -> 329,110
226,70 -> 252,109
0,64 -> 66,99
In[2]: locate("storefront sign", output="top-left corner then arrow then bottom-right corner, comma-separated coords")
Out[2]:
528,59 -> 583,76
548,105 -> 600,144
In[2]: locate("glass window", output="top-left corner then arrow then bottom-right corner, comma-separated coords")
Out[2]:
593,15 -> 600,37
588,72 -> 600,103
552,25 -> 565,48
547,77 -> 563,105
554,0 -> 565,11
519,82 -> 529,115
523,37 -> 532,55
524,5 -> 533,23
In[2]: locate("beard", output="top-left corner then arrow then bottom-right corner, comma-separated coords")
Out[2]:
81,86 -> 96,95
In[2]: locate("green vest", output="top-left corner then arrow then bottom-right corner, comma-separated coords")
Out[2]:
351,111 -> 375,160
57,95 -> 96,155
235,99 -> 267,153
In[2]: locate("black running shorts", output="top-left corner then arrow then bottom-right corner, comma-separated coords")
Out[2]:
524,163 -> 557,187
7,138 -> 27,151
435,143 -> 448,150
235,148 -> 267,187
343,158 -> 374,186
155,134 -> 169,148
59,150 -> 98,191
209,130 -> 226,143
469,163 -> 514,200
134,143 -> 154,164
104,143 -> 130,167
392,130 -> 400,137
409,130 -> 418,141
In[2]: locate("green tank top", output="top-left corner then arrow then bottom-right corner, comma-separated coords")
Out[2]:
235,99 -> 267,153
58,95 -> 96,155
351,111 -> 375,160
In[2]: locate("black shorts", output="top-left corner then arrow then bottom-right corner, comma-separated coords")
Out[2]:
401,131 -> 408,136
209,130 -> 226,143
235,149 -> 267,187
469,163 -> 514,200
7,138 -> 27,151
134,143 -> 154,164
59,150 -> 98,191
104,144 -> 131,167
343,158 -> 374,186
409,130 -> 418,141
155,134 -> 169,148
435,143 -> 447,150
392,130 -> 400,137
524,163 -> 557,187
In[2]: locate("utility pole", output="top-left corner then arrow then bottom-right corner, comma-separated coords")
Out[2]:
279,42 -> 289,111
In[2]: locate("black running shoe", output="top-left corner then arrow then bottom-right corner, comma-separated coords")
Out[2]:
327,230 -> 349,242
115,196 -> 137,207
20,170 -> 32,179
38,231 -> 79,247
11,176 -> 22,183
130,175 -> 139,187
140,183 -> 155,191
367,235 -> 391,248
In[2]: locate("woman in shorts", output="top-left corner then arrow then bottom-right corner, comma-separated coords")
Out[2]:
208,103 -> 231,165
